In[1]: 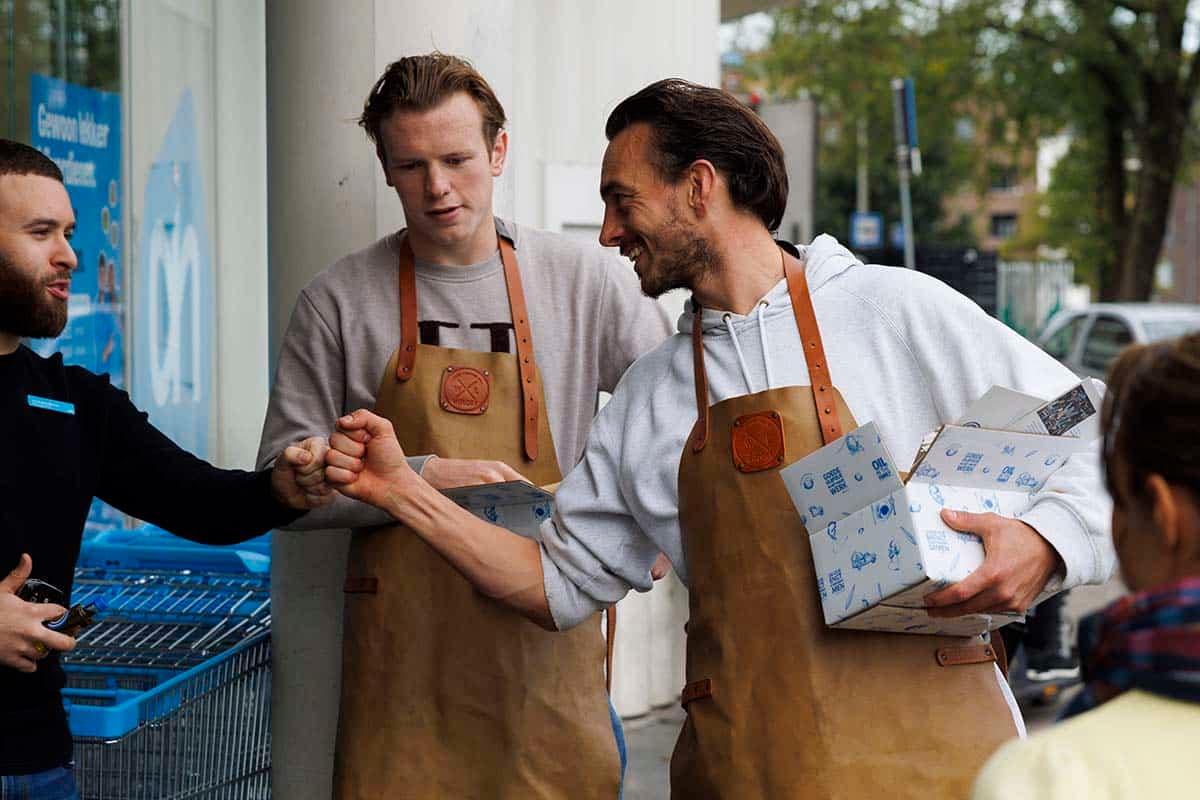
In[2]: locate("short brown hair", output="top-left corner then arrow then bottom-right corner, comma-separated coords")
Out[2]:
1102,331 -> 1200,503
606,79 -> 788,232
359,53 -> 507,157
0,138 -> 63,182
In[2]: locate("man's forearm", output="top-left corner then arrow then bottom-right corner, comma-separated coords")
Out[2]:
381,478 -> 555,629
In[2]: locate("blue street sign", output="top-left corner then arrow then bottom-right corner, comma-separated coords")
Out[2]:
850,212 -> 884,249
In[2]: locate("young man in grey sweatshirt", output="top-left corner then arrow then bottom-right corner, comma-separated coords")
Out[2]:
257,55 -> 670,796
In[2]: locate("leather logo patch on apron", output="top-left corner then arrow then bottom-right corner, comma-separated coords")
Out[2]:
440,365 -> 491,415
731,410 -> 785,473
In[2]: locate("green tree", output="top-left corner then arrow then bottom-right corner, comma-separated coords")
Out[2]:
756,1 -> 983,247
751,0 -> 1200,300
947,0 -> 1200,300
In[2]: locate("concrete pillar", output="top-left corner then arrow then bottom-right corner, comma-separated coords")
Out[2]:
266,3 -> 377,798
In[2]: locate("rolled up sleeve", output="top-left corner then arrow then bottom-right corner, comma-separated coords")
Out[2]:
538,408 -> 661,631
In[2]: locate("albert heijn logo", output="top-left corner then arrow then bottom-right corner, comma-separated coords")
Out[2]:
440,365 -> 491,415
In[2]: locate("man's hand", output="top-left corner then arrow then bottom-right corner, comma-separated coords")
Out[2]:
270,436 -> 336,510
924,509 -> 1061,618
326,410 -> 419,508
421,456 -> 528,490
0,555 -> 75,673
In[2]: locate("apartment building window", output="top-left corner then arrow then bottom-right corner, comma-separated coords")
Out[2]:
989,164 -> 1019,192
990,213 -> 1018,239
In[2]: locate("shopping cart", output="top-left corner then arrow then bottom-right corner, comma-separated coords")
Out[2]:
62,565 -> 273,800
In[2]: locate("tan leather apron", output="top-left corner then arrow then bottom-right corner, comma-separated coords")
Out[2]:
333,232 -> 621,800
670,249 -> 1019,799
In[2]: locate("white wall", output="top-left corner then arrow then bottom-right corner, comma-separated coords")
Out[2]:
267,2 -> 720,795
761,98 -> 817,246
510,3 -> 720,715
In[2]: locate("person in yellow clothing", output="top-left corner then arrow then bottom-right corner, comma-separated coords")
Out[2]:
973,331 -> 1200,800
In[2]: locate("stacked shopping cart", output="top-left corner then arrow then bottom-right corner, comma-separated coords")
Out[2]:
62,530 -> 273,800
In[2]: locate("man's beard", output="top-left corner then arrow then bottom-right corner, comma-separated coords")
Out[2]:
0,251 -> 68,340
637,207 -> 718,299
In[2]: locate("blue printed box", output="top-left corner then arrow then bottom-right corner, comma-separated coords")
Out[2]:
441,481 -> 555,539
782,423 -> 1094,635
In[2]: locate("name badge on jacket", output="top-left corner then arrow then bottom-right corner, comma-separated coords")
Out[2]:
27,395 -> 76,415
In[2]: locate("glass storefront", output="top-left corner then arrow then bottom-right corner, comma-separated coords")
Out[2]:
3,0 -> 121,140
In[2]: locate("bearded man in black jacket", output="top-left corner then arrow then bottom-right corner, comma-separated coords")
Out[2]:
0,138 -> 330,799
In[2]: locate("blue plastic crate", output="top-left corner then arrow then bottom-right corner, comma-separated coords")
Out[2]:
77,525 -> 271,574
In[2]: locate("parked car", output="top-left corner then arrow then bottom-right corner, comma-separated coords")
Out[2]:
1036,303 -> 1200,379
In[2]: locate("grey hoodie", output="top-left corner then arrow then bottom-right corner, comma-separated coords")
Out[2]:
540,235 -> 1114,632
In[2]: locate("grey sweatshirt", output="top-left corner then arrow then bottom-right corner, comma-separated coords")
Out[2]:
540,235 -> 1115,631
257,219 -> 672,529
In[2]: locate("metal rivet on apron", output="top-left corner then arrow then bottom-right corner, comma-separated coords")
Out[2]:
776,454 -> 784,463
824,407 -> 831,414
809,341 -> 816,348
483,370 -> 489,376
819,385 -> 826,392
406,345 -> 414,351
527,377 -> 533,383
446,366 -> 454,372
480,405 -> 488,412
733,419 -> 742,427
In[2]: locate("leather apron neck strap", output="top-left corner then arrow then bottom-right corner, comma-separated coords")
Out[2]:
691,246 -> 845,453
395,231 -> 541,461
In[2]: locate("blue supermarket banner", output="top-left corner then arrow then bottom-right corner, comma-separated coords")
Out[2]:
132,90 -> 213,458
29,75 -> 125,533
28,75 -> 125,386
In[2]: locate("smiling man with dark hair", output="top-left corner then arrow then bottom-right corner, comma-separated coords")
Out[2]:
0,138 -> 330,800
324,79 -> 1117,798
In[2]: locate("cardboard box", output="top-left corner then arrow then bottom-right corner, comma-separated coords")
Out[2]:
781,412 -> 1095,636
441,480 -> 554,539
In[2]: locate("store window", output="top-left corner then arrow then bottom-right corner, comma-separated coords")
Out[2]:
4,0 -> 124,529
3,1 -> 121,139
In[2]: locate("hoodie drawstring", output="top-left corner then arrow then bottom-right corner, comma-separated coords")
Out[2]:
722,300 -> 774,394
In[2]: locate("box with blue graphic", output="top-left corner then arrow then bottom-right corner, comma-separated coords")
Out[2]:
441,480 -> 555,539
781,416 -> 1095,635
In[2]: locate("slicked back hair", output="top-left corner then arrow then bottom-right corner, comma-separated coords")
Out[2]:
360,52 -> 507,157
605,79 -> 788,232
0,139 -> 63,182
